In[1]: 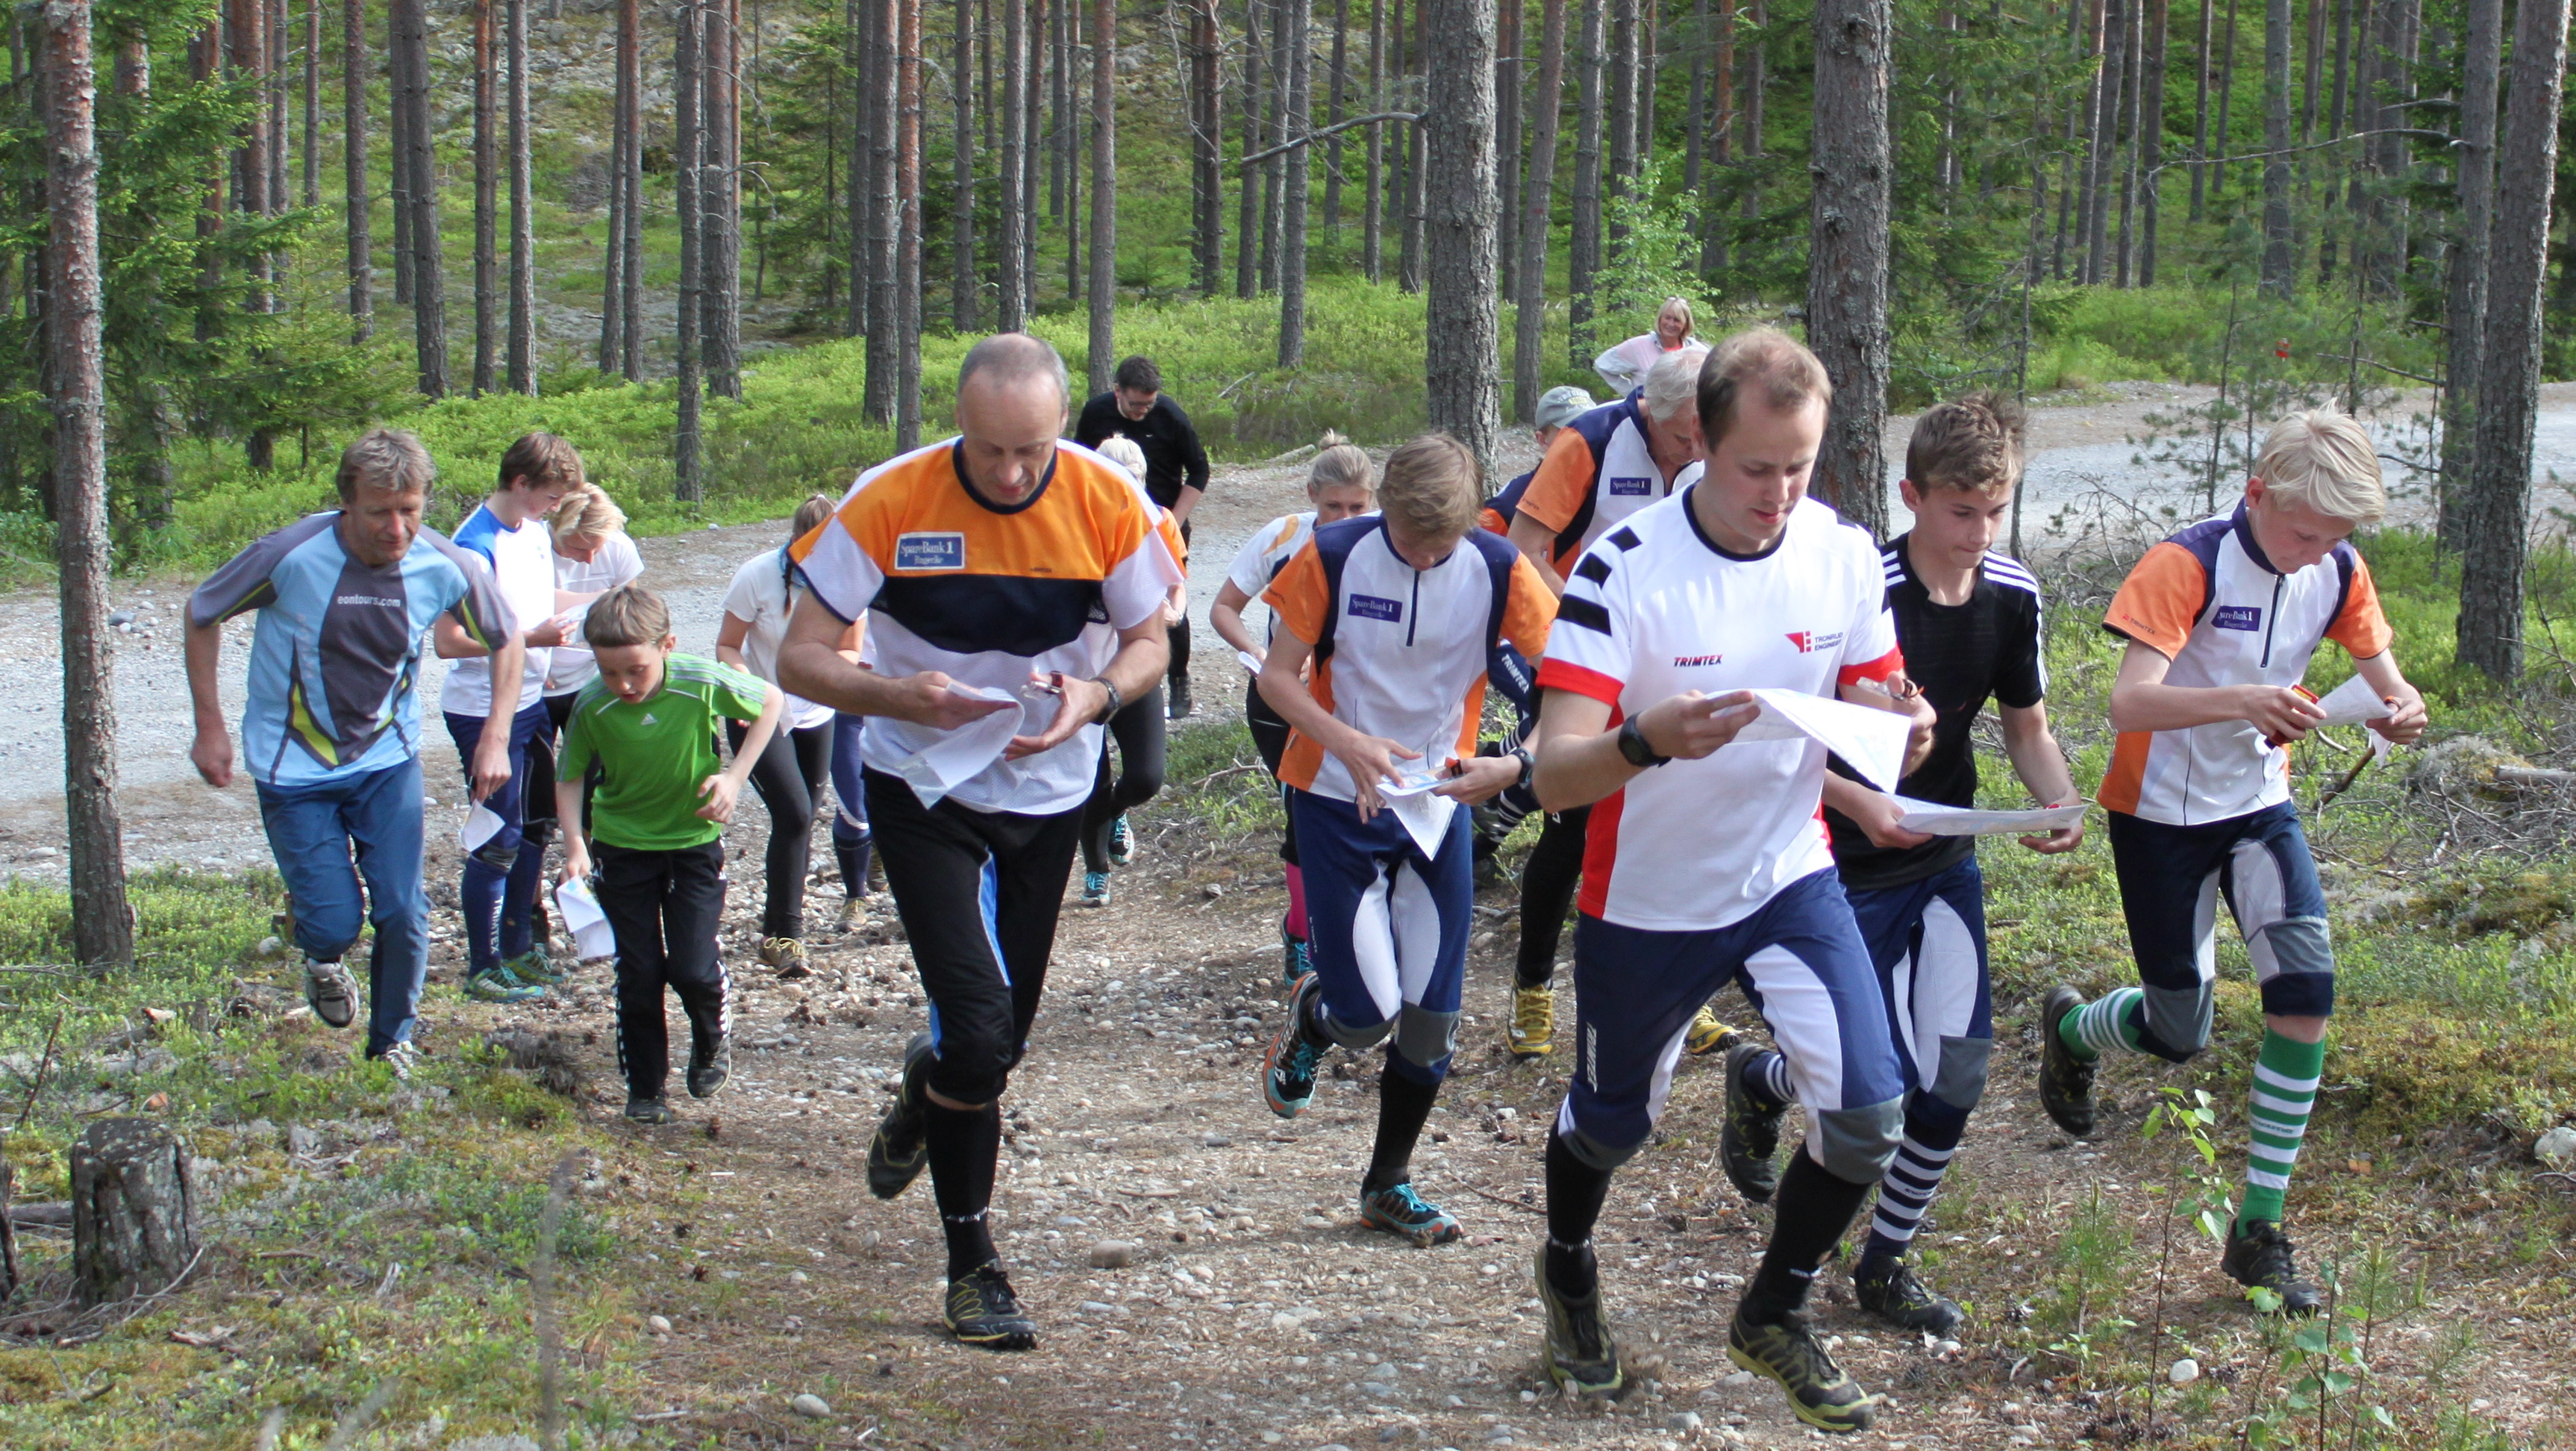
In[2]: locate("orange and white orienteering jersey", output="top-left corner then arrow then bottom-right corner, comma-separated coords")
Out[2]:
1534,492 -> 1904,932
1261,517 -> 1556,803
792,437 -> 1184,814
2098,504 -> 2392,826
1509,393 -> 1707,572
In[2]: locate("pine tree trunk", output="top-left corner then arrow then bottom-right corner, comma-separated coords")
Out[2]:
2189,0 -> 2210,214
1607,0 -> 1634,243
1325,0 -> 1350,234
2140,0 -> 2166,283
1387,0 -> 1407,288
268,0 -> 287,214
42,0 -> 133,972
898,0 -> 926,445
72,1122 -> 196,1305
1189,0 -> 1220,298
954,0 -> 978,328
1062,0 -> 1081,301
393,0 -> 445,396
1048,0 -> 1065,219
507,0 -> 535,393
2436,0 -> 2500,548
1084,0 -> 1112,393
302,1 -> 319,205
0,1155 -> 18,1303
343,0 -> 370,340
1701,0 -> 1731,275
1238,0 -> 1264,295
2457,0 -> 2569,680
704,0 -> 742,399
1363,0 -> 1385,280
865,0 -> 898,422
472,0 -> 498,394
601,0 -> 628,372
1279,0 -> 1314,363
389,15 -> 412,306
1425,0 -> 1499,467
1513,0 -> 1564,419
848,0 -> 869,336
2299,0 -> 2324,140
1737,0 -> 1762,240
677,0 -> 706,496
2259,0 -> 2292,293
1808,0 -> 1891,539
619,0 -> 643,375
1399,0 -> 1425,290
1260,0 -> 1287,295
2076,0 -> 2108,284
1002,0 -> 1030,322
1567,0 -> 1602,361
1494,0 -> 1520,298
1022,0 -> 1042,291
2213,0 -> 2236,194
1637,0 -> 1657,170
2116,0 -> 2142,282
228,0 -> 271,316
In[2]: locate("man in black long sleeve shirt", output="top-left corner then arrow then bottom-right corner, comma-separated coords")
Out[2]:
1073,355 -> 1211,717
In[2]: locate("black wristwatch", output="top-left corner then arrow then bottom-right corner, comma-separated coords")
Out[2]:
1616,717 -> 1669,769
1509,744 -> 1536,788
1088,675 -> 1124,724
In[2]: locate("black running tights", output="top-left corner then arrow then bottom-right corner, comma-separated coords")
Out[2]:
1078,687 -> 1167,873
728,718 -> 833,940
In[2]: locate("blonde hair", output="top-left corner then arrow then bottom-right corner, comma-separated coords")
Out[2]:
1698,328 -> 1833,447
1658,295 -> 1698,340
550,484 -> 628,545
584,584 -> 673,649
2256,410 -> 2386,526
336,428 -> 435,499
1906,391 -> 2028,496
1639,343 -> 1713,423
1376,433 -> 1482,542
1307,430 -> 1374,497
1095,434 -> 1149,484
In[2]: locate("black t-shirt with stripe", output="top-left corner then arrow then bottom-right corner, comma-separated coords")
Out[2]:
1826,533 -> 2048,891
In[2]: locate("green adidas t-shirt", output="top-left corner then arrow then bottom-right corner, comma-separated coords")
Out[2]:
559,655 -> 774,851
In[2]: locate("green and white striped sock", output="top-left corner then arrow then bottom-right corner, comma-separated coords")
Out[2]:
2056,986 -> 2145,1062
2238,1029 -> 2325,1229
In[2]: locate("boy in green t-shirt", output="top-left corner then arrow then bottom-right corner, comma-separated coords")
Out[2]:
557,585 -> 784,1123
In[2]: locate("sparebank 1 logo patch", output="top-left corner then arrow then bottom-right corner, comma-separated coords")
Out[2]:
1783,629 -> 1846,654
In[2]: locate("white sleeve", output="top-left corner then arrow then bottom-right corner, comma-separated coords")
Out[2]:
1101,525 -> 1187,631
719,553 -> 769,625
1225,519 -> 1286,598
796,516 -> 884,623
608,531 -> 645,587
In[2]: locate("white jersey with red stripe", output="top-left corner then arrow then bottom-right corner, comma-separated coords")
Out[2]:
1536,491 -> 1904,932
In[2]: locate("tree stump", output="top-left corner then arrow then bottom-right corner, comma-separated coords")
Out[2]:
70,1118 -> 198,1306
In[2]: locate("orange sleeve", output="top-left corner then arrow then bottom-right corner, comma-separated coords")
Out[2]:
1260,543 -> 1333,646
1513,428 -> 1598,535
2326,554 -> 2394,658
1501,555 -> 1555,660
2101,542 -> 2208,658
1156,509 -> 1189,572
1478,505 -> 1509,537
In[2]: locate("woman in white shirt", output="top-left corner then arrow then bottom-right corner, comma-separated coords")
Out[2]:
1207,432 -> 1377,983
1592,295 -> 1698,397
717,494 -> 860,976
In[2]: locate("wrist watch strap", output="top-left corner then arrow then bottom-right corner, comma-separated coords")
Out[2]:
1617,717 -> 1670,768
1089,676 -> 1124,724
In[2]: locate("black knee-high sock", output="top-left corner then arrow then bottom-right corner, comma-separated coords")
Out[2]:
1363,1063 -> 1442,1194
834,836 -> 874,899
1543,1128 -> 1616,1295
1740,1147 -> 1878,1325
925,1100 -> 1002,1278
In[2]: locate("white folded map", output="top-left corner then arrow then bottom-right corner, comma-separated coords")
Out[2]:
1893,797 -> 2090,837
1375,773 -> 1460,858
1729,688 -> 1916,790
891,684 -> 1025,808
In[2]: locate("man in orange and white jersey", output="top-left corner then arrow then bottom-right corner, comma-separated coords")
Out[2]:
777,334 -> 1183,1352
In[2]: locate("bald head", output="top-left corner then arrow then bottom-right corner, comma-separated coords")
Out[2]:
957,332 -> 1071,411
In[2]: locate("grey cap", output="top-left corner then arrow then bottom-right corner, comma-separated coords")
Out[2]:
1536,385 -> 1597,433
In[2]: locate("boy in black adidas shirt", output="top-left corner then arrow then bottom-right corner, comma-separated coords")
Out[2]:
1719,393 -> 2085,1335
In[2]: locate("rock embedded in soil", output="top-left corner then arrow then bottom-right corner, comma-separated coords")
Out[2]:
790,1394 -> 833,1417
1089,1238 -> 1135,1269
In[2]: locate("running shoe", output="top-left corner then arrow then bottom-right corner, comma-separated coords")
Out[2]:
1108,815 -> 1135,867
303,958 -> 360,1029
837,896 -> 872,931
1719,1040 -> 1787,1203
1079,871 -> 1112,908
2038,985 -> 2098,1137
1728,1310 -> 1881,1434
1854,1256 -> 1963,1335
366,1040 -> 421,1082
687,1031 -> 732,1099
759,937 -> 813,979
624,1096 -> 673,1125
463,967 -> 546,1005
1359,1180 -> 1465,1247
1534,1246 -> 1625,1398
2222,1219 -> 2323,1315
866,1032 -> 937,1200
945,1261 -> 1038,1349
1685,1005 -> 1742,1057
1261,971 -> 1330,1118
1279,932 -> 1312,986
1507,983 -> 1555,1058
503,948 -> 566,986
